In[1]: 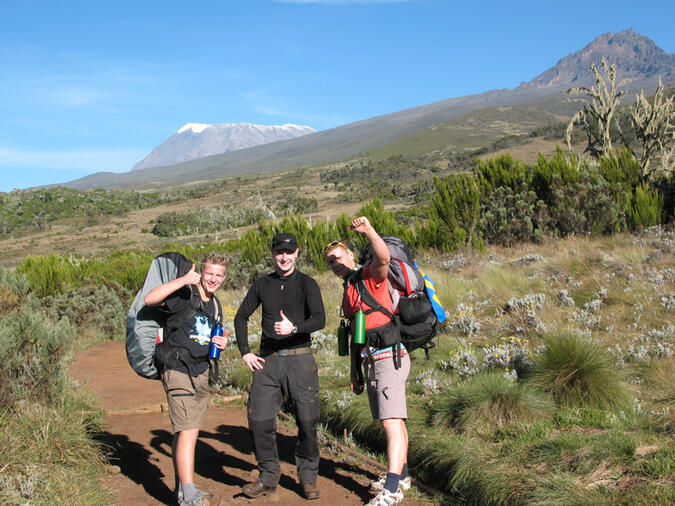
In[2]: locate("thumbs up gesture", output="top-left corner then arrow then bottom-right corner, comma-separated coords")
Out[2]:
274,310 -> 294,336
181,263 -> 201,286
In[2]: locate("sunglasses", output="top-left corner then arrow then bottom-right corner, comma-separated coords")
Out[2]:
323,240 -> 349,255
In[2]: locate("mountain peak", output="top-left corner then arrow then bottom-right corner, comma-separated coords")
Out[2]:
177,122 -> 212,134
520,29 -> 674,91
132,122 -> 316,171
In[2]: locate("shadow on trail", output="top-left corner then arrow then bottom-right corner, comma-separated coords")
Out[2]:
213,423 -> 376,502
97,423 -> 378,504
151,428 -> 252,488
96,430 -> 174,504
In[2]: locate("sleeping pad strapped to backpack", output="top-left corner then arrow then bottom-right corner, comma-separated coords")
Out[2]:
125,252 -> 221,382
354,235 -> 446,358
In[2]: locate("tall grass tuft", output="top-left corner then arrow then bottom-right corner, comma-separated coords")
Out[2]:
429,371 -> 553,432
0,393 -> 112,505
535,330 -> 630,410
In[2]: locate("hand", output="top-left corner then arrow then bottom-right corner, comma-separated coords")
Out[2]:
181,264 -> 201,286
211,330 -> 229,350
242,352 -> 265,371
349,216 -> 373,235
350,382 -> 364,395
274,310 -> 294,336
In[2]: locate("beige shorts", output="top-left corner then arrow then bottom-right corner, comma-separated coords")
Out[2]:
162,368 -> 210,432
363,349 -> 410,420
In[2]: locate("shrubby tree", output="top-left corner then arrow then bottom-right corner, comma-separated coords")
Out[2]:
566,58 -> 630,159
629,77 -> 675,180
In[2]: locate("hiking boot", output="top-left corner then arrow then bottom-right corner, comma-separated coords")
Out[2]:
369,474 -> 411,492
301,482 -> 321,500
242,479 -> 277,498
366,487 -> 404,506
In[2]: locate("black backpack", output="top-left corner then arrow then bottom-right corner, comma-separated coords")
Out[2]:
351,235 -> 442,359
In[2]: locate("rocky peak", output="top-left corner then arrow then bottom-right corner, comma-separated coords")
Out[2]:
520,29 -> 674,91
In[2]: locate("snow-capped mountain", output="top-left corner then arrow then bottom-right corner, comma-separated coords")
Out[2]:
131,122 -> 315,171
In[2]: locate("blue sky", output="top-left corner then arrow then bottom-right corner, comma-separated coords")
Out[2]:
0,0 -> 672,192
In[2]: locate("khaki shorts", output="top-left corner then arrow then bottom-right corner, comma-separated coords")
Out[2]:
363,350 -> 410,420
162,368 -> 210,432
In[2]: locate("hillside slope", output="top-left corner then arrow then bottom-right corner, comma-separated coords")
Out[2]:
60,30 -> 673,190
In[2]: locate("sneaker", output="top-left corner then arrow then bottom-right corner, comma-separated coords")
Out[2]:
369,474 -> 411,492
178,494 -> 210,506
366,487 -> 404,506
176,487 -> 212,506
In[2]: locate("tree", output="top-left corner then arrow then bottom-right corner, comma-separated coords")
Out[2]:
566,58 -> 630,158
628,77 -> 675,180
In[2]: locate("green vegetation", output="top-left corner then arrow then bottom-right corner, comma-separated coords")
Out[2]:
0,268 -> 113,504
151,194 -> 318,237
0,184 -> 210,236
0,93 -> 672,502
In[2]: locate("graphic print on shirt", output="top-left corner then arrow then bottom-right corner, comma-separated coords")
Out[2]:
189,315 -> 213,345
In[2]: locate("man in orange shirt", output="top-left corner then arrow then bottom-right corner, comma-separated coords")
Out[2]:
324,217 -> 410,506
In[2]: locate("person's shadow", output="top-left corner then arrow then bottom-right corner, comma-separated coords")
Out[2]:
97,421 -> 378,503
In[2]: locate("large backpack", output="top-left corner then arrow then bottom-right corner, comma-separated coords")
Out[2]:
355,235 -> 446,358
125,252 -> 195,379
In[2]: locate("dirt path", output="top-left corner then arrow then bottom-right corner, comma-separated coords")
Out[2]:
71,342 -> 432,505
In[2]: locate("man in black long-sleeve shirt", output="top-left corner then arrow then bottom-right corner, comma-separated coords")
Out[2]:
235,232 -> 325,500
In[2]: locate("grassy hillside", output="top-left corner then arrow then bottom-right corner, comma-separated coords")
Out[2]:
366,105 -> 568,160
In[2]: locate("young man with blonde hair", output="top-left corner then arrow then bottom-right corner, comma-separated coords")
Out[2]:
144,252 -> 228,506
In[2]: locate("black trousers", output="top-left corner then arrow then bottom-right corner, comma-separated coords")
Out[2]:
247,352 -> 320,486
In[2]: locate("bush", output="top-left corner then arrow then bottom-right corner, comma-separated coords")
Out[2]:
0,305 -> 76,407
535,330 -> 630,410
43,283 -> 128,339
627,183 -> 665,229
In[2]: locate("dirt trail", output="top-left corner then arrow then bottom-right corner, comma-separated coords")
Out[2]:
71,342 -> 430,506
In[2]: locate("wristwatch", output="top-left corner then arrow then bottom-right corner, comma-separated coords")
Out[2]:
292,325 -> 298,334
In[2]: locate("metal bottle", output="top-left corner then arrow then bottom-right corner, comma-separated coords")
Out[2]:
353,309 -> 366,345
209,323 -> 223,359
337,319 -> 349,356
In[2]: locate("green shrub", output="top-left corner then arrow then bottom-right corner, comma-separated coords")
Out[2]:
43,284 -> 128,339
535,330 -> 630,410
421,174 -> 481,251
627,183 -> 664,229
0,305 -> 76,407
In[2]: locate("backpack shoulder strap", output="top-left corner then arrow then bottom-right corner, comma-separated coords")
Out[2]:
355,278 -> 395,322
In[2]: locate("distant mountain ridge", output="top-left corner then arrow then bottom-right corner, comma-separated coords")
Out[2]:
59,29 -> 674,190
131,122 -> 315,171
520,29 -> 674,91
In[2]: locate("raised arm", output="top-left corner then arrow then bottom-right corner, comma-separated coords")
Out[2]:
144,263 -> 201,307
350,216 -> 390,283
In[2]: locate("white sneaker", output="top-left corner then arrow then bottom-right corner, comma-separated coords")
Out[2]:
366,487 -> 404,506
369,473 -> 411,492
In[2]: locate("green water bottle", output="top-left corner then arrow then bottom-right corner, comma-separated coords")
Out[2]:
337,319 -> 349,356
354,309 -> 366,345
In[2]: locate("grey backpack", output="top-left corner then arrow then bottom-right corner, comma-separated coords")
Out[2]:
125,252 -> 193,379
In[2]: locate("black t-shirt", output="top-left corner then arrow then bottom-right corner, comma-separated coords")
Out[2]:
164,285 -> 219,375
234,269 -> 325,355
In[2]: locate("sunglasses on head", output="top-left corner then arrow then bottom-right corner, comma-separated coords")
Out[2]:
323,240 -> 349,255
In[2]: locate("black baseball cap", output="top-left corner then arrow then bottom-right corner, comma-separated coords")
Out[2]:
271,233 -> 298,253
